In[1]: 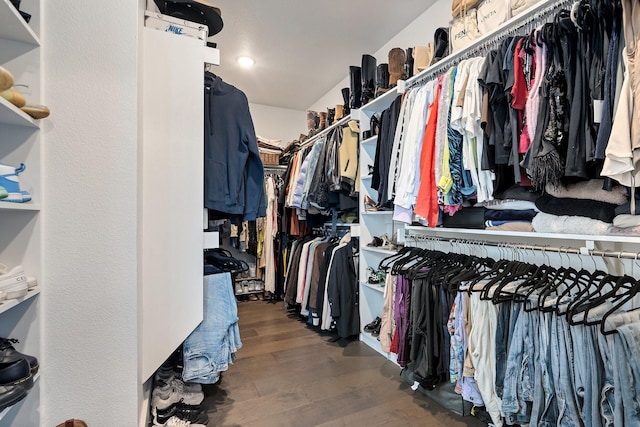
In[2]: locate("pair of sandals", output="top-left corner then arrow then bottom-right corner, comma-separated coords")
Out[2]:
367,267 -> 386,285
366,233 -> 401,250
364,195 -> 390,212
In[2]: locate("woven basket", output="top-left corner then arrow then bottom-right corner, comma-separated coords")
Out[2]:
260,152 -> 280,165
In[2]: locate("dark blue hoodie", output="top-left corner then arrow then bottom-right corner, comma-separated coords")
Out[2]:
204,72 -> 265,221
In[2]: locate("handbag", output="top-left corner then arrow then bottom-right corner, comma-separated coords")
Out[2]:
510,0 -> 540,17
450,9 -> 482,53
476,0 -> 510,35
452,0 -> 482,18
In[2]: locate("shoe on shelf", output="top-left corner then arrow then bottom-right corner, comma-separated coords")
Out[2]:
0,66 -> 14,93
0,382 -> 28,413
363,316 -> 381,333
0,358 -> 33,390
20,104 -> 50,120
366,236 -> 383,247
0,186 -> 6,200
363,195 -> 388,212
154,401 -> 209,426
371,321 -> 382,338
56,420 -> 88,427
380,232 -> 402,250
0,338 -> 39,375
0,265 -> 29,299
0,89 -> 26,108
234,281 -> 243,294
0,290 -> 5,302
154,377 -> 201,395
0,163 -> 31,203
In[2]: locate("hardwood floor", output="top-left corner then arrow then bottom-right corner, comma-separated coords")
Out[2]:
203,300 -> 486,427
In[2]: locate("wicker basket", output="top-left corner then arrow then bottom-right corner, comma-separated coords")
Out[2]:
260,152 -> 280,165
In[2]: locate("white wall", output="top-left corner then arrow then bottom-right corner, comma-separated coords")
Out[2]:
308,0 -> 450,112
249,102 -> 307,145
42,0 -> 140,425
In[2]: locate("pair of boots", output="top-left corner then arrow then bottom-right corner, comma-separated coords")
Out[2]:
347,55 -> 391,111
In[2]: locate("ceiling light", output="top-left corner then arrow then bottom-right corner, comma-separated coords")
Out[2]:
237,56 -> 255,68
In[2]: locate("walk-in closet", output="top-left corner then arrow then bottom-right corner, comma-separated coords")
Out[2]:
2,0 -> 640,425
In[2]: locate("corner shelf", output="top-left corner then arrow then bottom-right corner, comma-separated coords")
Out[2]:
359,86 -> 399,112
0,0 -> 40,46
359,331 -> 399,365
362,136 -> 377,145
0,97 -> 39,129
0,202 -> 41,211
0,287 -> 41,316
362,282 -> 385,293
361,247 -> 398,256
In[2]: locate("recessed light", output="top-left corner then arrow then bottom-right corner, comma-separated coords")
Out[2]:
237,56 -> 255,68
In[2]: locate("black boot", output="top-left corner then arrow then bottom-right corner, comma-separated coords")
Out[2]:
432,27 -> 449,65
405,47 -> 414,79
375,63 -> 389,97
349,66 -> 362,110
341,87 -> 351,115
327,108 -> 335,126
360,54 -> 376,106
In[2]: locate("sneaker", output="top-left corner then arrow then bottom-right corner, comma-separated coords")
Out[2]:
151,380 -> 204,410
154,402 -> 208,425
235,281 -> 243,294
0,186 -> 6,200
0,265 -> 28,299
0,163 -> 31,203
161,416 -> 206,427
155,378 -> 201,394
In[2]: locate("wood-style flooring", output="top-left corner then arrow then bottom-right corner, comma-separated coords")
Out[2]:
202,300 -> 486,427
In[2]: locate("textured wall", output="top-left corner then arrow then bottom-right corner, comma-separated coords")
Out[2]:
42,1 -> 140,424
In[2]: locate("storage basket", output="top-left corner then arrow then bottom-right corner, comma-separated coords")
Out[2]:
260,151 -> 280,165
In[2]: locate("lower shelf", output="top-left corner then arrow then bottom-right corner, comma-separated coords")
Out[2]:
0,372 -> 40,421
362,282 -> 385,293
0,287 -> 41,316
359,332 -> 398,366
235,290 -> 264,296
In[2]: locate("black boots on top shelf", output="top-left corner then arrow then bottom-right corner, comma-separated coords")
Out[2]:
361,54 -> 376,106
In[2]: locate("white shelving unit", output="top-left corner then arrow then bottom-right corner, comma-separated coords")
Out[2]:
355,88 -> 404,359
0,0 -> 43,424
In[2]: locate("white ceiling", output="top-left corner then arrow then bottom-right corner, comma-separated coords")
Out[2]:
209,0 -> 436,111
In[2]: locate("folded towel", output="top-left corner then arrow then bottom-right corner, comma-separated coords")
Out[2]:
487,222 -> 534,232
545,179 -> 628,205
532,212 -> 610,235
480,199 -> 539,211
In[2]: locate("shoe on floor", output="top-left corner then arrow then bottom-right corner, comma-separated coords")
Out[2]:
154,401 -> 209,425
0,163 -> 31,203
151,380 -> 204,410
160,416 -> 206,427
0,265 -> 29,299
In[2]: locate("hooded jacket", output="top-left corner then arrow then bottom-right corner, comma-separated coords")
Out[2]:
204,73 -> 265,220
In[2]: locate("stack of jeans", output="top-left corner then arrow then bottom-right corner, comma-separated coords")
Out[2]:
183,271 -> 242,384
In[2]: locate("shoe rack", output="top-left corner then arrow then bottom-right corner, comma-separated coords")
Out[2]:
353,89 -> 403,364
0,0 -> 43,424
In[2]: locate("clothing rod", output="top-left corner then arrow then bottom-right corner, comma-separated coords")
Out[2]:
405,0 -> 572,89
263,164 -> 287,170
298,114 -> 352,150
405,233 -> 640,261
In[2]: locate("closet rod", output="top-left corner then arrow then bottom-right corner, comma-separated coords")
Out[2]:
298,114 -> 352,150
405,0 -> 573,90
405,233 -> 640,261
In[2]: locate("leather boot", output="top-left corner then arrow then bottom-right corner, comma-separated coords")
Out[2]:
388,48 -> 406,88
349,66 -> 362,110
413,43 -> 434,76
405,47 -> 414,79
334,104 -> 344,122
431,27 -> 449,65
319,111 -> 327,130
307,110 -> 319,135
360,54 -> 376,106
376,63 -> 390,97
327,108 -> 335,126
341,87 -> 351,115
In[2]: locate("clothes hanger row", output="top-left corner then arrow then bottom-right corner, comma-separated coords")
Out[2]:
380,233 -> 640,336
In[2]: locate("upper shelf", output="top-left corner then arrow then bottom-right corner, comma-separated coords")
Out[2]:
358,86 -> 399,113
0,97 -> 39,128
0,0 -> 40,46
403,225 -> 640,245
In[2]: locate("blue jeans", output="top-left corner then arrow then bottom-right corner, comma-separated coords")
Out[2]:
571,324 -> 604,427
502,304 -> 535,425
183,272 -> 242,383
550,314 -> 584,427
614,321 -> 640,425
530,312 -> 557,427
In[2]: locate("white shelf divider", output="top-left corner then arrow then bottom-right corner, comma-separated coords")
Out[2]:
0,287 -> 41,316
0,202 -> 41,211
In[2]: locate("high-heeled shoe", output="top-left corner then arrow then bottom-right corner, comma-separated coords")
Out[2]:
381,232 -> 401,250
364,195 -> 388,211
